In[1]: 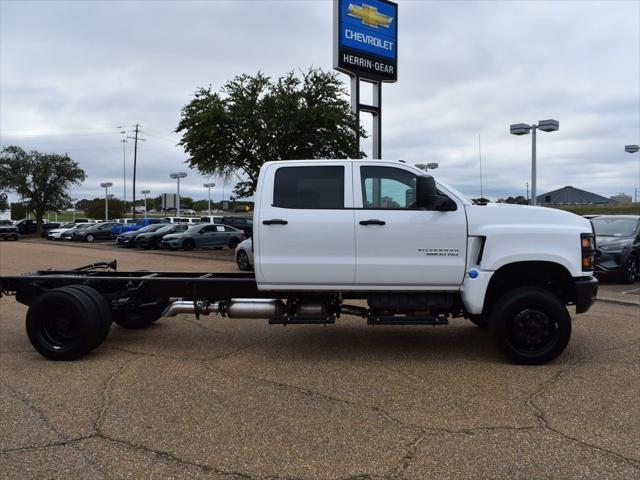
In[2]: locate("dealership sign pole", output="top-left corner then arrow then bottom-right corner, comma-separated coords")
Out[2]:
334,0 -> 397,159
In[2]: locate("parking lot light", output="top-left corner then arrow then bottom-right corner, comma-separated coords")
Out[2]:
99,182 -> 113,220
510,119 -> 559,206
71,197 -> 78,222
170,172 -> 187,217
204,182 -> 216,215
141,189 -> 150,219
626,145 -> 640,203
415,163 -> 438,172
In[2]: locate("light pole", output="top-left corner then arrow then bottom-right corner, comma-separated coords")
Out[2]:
100,182 -> 113,221
625,145 -> 640,203
141,190 -> 150,219
71,198 -> 78,222
415,163 -> 439,172
120,135 -> 127,203
169,172 -> 187,216
203,182 -> 216,215
510,119 -> 559,206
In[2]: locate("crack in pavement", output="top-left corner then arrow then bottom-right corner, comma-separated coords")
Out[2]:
0,380 -> 108,478
93,357 -> 136,435
525,340 -> 640,468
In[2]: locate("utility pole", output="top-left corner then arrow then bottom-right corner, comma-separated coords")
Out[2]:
127,124 -> 145,219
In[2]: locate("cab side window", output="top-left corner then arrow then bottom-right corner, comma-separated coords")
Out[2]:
361,166 -> 417,209
273,166 -> 344,209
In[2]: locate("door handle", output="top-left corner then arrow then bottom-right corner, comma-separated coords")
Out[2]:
262,219 -> 288,225
359,219 -> 386,226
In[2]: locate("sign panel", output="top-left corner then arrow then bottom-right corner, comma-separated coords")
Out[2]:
334,0 -> 398,82
161,193 -> 177,210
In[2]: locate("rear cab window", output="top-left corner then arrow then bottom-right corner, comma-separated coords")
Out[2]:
273,166 -> 344,209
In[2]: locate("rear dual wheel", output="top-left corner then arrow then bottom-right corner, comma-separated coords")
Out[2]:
489,287 -> 571,365
26,286 -> 112,360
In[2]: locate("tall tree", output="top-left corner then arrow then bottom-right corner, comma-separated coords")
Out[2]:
85,198 -> 125,220
0,146 -> 86,233
176,68 -> 364,198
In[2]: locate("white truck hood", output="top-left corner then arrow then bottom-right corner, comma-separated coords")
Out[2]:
464,203 -> 592,276
465,203 -> 591,235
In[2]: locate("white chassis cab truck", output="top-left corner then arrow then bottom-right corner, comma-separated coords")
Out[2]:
0,160 -> 598,364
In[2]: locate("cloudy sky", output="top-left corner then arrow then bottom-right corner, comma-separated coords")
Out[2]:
1,0 -> 639,203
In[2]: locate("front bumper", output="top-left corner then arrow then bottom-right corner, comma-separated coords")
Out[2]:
595,250 -> 631,275
574,276 -> 598,314
116,236 -> 134,247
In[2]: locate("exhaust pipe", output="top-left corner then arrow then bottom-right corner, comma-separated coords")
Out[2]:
162,299 -> 284,319
162,301 -> 219,317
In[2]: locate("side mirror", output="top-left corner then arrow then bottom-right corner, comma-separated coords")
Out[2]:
415,176 -> 457,211
415,176 -> 437,208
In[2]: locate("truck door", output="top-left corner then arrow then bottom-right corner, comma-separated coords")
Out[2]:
256,163 -> 355,287
353,164 -> 467,287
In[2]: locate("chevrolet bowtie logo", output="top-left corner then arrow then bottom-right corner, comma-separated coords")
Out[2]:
347,3 -> 393,28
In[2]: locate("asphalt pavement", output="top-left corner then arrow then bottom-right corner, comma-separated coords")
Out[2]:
1,240 -> 638,479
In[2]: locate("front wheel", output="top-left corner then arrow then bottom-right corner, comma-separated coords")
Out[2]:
183,239 -> 195,251
85,234 -> 95,243
236,250 -> 252,271
623,256 -> 638,284
489,287 -> 571,365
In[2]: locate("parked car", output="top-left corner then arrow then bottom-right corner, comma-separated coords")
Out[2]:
14,219 -> 60,235
135,223 -> 189,249
0,220 -> 19,241
163,216 -> 200,224
71,222 -> 118,242
221,216 -> 253,237
199,215 -> 224,224
112,217 -> 168,235
592,215 -> 640,284
60,223 -> 93,240
234,238 -> 254,271
161,224 -> 245,251
116,223 -> 167,247
46,223 -> 78,240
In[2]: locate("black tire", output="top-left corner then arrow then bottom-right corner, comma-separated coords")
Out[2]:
623,255 -> 638,284
236,250 -> 251,271
468,314 -> 488,329
64,285 -> 113,349
26,286 -> 112,360
113,304 -> 166,329
228,238 -> 240,250
85,234 -> 95,243
489,287 -> 571,365
183,239 -> 195,251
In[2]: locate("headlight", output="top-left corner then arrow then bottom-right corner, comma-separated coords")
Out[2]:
581,233 -> 596,271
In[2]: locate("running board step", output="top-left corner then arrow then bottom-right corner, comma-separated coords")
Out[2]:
367,315 -> 449,326
269,316 -> 336,325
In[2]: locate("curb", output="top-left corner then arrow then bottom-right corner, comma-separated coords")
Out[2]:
596,297 -> 640,307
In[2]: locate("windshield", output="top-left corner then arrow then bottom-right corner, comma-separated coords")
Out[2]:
592,218 -> 639,237
155,225 -> 175,234
185,225 -> 203,234
137,224 -> 161,233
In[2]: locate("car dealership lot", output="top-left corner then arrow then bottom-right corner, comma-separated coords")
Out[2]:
1,241 -> 638,479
